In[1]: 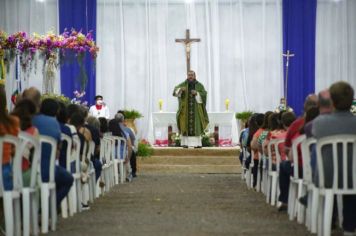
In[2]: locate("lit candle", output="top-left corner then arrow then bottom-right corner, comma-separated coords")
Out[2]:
225,99 -> 230,111
158,99 -> 163,112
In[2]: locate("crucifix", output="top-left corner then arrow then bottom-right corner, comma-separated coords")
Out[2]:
282,50 -> 295,106
175,29 -> 201,74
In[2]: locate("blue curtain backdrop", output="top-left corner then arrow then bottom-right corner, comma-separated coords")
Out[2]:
59,0 -> 96,105
283,0 -> 316,116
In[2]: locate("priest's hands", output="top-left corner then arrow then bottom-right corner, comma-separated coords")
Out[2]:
191,90 -> 197,96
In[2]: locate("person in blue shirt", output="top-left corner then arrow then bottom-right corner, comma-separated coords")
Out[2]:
28,94 -> 73,207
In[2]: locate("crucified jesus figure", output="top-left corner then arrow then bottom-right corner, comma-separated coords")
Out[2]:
175,29 -> 200,74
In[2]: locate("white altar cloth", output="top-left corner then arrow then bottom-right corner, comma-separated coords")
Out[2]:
148,112 -> 239,146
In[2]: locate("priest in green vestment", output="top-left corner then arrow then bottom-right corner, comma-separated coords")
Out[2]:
173,70 -> 209,147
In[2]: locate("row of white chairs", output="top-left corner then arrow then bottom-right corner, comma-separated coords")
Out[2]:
241,134 -> 356,236
0,132 -> 128,236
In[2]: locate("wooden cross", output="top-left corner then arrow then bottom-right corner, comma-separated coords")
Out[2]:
282,50 -> 295,105
175,29 -> 201,74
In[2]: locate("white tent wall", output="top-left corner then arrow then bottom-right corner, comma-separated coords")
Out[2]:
96,0 -> 283,139
0,0 -> 59,110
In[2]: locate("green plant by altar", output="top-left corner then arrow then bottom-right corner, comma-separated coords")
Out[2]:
235,111 -> 253,122
137,140 -> 153,158
122,109 -> 143,119
41,93 -> 71,105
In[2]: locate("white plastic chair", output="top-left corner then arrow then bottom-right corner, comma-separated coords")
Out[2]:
0,135 -> 23,236
300,137 -> 317,232
266,138 -> 284,206
256,152 -> 262,192
315,134 -> 356,236
87,140 -> 96,203
39,135 -> 57,234
113,137 -> 127,184
60,133 -> 75,218
288,134 -> 306,221
246,155 -> 254,189
103,136 -> 115,190
18,131 -> 41,236
70,135 -> 82,213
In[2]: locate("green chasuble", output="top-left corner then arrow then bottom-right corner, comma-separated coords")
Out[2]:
173,80 -> 209,136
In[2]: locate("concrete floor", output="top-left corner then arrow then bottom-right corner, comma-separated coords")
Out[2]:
48,173 -> 315,236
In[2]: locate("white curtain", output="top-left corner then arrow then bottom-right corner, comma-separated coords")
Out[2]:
97,0 -> 283,139
0,0 -> 59,109
315,0 -> 356,92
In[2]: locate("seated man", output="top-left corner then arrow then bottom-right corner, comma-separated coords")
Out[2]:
312,81 -> 356,234
89,95 -> 110,119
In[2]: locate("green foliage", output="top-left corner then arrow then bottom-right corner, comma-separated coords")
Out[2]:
201,134 -> 213,147
123,109 -> 143,119
137,140 -> 153,158
41,93 -> 71,105
235,111 -> 253,121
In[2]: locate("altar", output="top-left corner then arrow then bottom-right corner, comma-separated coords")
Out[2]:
147,112 -> 239,146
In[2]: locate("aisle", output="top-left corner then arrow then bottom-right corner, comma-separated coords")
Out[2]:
49,174 -> 312,236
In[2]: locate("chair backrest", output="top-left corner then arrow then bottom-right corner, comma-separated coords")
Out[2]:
117,137 -> 127,161
99,138 -> 105,163
0,135 -> 22,194
39,135 -> 57,183
267,138 -> 284,172
103,136 -> 114,163
61,134 -> 72,172
18,131 -> 41,188
301,137 -> 316,183
316,134 -> 356,190
291,134 -> 306,179
273,139 -> 285,172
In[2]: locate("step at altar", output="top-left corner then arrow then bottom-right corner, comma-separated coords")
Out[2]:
138,147 -> 241,174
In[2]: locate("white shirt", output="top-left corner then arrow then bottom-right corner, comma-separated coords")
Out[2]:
89,105 -> 110,119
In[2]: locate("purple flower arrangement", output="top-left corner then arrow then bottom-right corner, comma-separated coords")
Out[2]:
0,29 -> 99,60
71,90 -> 88,107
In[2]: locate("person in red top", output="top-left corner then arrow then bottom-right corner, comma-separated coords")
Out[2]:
277,94 -> 318,211
0,85 -> 20,190
11,99 -> 40,187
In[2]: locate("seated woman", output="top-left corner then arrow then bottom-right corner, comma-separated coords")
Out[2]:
0,85 -> 20,190
108,118 -> 133,181
11,99 -> 39,187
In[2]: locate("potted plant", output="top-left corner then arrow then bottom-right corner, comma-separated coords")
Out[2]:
235,111 -> 253,133
122,109 -> 143,134
137,139 -> 154,159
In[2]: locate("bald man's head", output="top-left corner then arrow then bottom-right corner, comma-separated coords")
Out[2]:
22,87 -> 41,110
318,89 -> 332,114
303,94 -> 318,113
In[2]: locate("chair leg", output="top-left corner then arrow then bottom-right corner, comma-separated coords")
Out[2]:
297,182 -> 305,224
31,191 -> 39,236
317,195 -> 324,236
266,176 -> 271,204
271,174 -> 277,206
336,195 -> 343,228
288,183 -> 296,220
41,186 -> 49,234
323,191 -> 334,236
14,198 -> 22,236
310,187 -> 319,234
22,190 -> 31,236
76,179 -> 82,212
3,195 -> 14,236
113,162 -> 118,185
61,198 -> 68,218
119,162 -> 125,184
50,189 -> 57,231
68,185 -> 76,216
